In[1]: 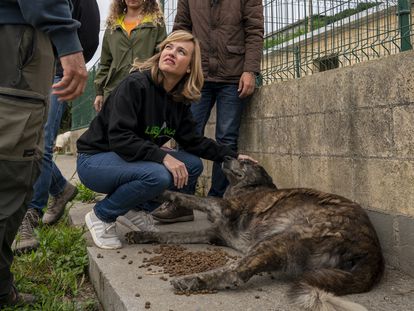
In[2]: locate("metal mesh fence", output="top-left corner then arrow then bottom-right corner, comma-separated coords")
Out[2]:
162,0 -> 412,84
71,60 -> 98,130
262,0 -> 413,84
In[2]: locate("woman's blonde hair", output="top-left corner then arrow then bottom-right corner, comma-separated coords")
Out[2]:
106,0 -> 164,29
132,30 -> 204,102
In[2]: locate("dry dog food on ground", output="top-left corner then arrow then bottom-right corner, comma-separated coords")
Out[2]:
140,244 -> 239,295
143,244 -> 237,277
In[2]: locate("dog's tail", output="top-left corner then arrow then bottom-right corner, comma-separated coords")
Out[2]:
288,269 -> 369,311
289,282 -> 367,311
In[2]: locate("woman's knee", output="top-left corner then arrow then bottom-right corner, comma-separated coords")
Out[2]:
187,156 -> 203,177
143,168 -> 172,190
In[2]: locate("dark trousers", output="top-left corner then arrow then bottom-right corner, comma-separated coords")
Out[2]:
0,25 -> 54,297
190,82 -> 251,197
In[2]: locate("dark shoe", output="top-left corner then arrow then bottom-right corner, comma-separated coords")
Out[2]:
42,182 -> 78,225
12,208 -> 40,254
151,202 -> 194,223
0,284 -> 36,307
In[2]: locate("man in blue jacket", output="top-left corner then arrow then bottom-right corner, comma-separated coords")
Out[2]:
0,0 -> 88,306
12,0 -> 100,254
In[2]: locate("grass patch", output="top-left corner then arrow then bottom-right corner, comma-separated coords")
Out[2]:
6,210 -> 99,310
75,183 -> 97,203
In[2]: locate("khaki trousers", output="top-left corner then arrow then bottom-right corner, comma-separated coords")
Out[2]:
0,24 -> 54,297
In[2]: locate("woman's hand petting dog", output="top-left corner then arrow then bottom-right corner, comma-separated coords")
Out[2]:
237,154 -> 257,163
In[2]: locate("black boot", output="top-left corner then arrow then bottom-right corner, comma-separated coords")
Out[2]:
151,202 -> 194,223
0,284 -> 36,307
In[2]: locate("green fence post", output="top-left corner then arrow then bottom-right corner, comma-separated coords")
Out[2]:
294,46 -> 301,78
397,0 -> 412,51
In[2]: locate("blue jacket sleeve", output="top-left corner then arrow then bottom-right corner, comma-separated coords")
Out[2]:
17,0 -> 82,57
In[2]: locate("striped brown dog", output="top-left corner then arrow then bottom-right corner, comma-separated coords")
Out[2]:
126,157 -> 384,311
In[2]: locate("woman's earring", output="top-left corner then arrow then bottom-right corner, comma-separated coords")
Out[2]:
187,69 -> 191,73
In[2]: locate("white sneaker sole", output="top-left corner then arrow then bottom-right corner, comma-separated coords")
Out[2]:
85,212 -> 122,250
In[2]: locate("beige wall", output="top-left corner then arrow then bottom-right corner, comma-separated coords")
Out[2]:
202,50 -> 414,275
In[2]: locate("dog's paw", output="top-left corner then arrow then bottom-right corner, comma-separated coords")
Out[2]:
124,231 -> 156,244
159,190 -> 178,202
171,275 -> 207,291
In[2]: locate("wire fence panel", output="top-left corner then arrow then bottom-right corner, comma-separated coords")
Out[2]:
262,0 -> 413,84
162,0 -> 412,84
71,60 -> 98,130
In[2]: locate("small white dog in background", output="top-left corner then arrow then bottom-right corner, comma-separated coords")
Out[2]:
54,131 -> 72,154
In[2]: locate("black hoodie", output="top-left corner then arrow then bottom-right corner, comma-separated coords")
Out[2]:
77,70 -> 238,163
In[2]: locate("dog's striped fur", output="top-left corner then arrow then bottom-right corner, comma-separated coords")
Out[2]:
126,158 -> 384,310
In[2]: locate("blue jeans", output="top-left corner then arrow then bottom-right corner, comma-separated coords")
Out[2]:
28,76 -> 68,214
77,150 -> 203,223
190,82 -> 250,197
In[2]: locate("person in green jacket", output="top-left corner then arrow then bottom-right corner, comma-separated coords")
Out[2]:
93,0 -> 167,112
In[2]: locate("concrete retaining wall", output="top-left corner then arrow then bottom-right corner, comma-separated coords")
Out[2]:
202,50 -> 414,276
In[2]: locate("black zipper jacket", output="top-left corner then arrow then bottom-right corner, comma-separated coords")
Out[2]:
77,71 -> 238,163
55,0 -> 100,77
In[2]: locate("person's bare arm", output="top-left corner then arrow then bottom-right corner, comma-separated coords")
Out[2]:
163,154 -> 189,189
238,72 -> 256,98
93,95 -> 104,112
52,52 -> 87,101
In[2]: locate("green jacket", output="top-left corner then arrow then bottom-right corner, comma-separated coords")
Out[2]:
95,16 -> 167,99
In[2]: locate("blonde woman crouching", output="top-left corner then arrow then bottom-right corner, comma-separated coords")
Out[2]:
76,30 -> 256,249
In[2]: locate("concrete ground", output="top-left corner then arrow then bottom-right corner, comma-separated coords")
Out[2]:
56,154 -> 414,311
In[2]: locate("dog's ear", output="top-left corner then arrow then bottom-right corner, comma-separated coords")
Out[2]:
255,165 -> 276,188
241,162 -> 276,188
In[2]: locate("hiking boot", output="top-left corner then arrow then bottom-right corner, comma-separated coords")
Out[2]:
12,208 -> 40,254
42,182 -> 78,225
117,210 -> 159,232
85,210 -> 122,249
151,202 -> 194,223
0,284 -> 36,307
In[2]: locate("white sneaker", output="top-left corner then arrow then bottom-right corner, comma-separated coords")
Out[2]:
117,210 -> 159,232
85,211 -> 122,249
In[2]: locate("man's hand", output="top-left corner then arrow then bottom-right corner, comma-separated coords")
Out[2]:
52,52 -> 87,101
238,72 -> 256,98
94,95 -> 104,112
163,154 -> 189,189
